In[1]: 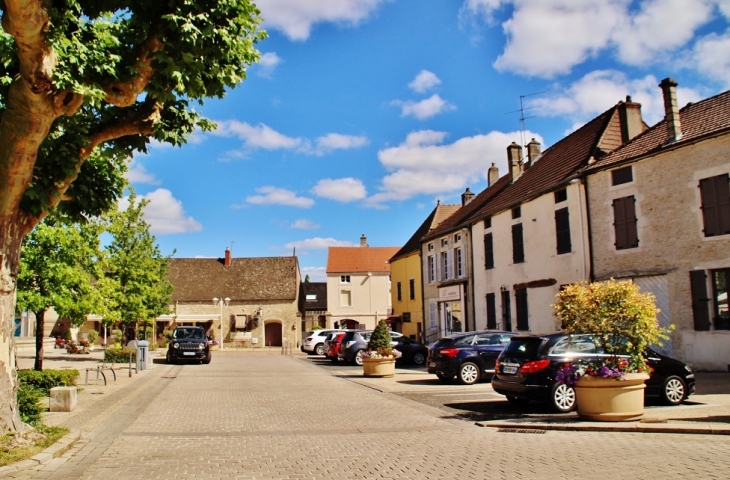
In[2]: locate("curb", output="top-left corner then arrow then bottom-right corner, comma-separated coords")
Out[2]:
476,420 -> 730,435
0,428 -> 82,476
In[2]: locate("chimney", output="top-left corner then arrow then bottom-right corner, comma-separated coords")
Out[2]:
461,188 -> 475,206
659,78 -> 682,142
507,142 -> 522,183
360,234 -> 368,247
527,138 -> 541,165
224,247 -> 231,267
488,163 -> 499,187
618,95 -> 644,143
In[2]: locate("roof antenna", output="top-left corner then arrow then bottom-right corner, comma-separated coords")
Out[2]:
505,91 -> 544,159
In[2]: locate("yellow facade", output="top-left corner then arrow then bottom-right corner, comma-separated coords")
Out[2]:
390,251 -> 424,341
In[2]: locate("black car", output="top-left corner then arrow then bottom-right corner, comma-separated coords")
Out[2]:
394,337 -> 429,366
166,326 -> 212,364
491,333 -> 696,413
337,329 -> 404,365
427,331 -> 515,384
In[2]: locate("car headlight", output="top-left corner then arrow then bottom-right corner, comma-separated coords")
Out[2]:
173,342 -> 179,349
197,343 -> 204,350
684,365 -> 693,373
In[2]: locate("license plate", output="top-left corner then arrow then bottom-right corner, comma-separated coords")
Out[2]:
183,352 -> 195,356
429,362 -> 436,368
503,366 -> 518,374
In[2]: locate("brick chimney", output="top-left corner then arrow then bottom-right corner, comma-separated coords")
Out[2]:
488,163 -> 499,187
507,142 -> 522,183
659,78 -> 682,142
360,234 -> 368,247
618,95 -> 644,143
527,138 -> 541,165
461,188 -> 475,206
224,247 -> 231,267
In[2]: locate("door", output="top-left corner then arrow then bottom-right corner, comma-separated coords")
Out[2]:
264,322 -> 282,347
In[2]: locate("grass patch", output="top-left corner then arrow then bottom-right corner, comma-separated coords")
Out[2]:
0,425 -> 69,467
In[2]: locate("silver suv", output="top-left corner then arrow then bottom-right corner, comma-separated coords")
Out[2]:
301,329 -> 343,355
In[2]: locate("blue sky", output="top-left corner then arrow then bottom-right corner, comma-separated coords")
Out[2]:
127,0 -> 730,282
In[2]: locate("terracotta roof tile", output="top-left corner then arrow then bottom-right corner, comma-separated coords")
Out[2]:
168,256 -> 299,302
326,246 -> 400,273
391,203 -> 460,261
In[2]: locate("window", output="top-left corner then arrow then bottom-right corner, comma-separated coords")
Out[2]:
340,290 -> 352,307
712,269 -> 730,330
612,196 -> 639,250
484,233 -> 494,269
515,288 -> 529,330
554,188 -> 568,203
441,238 -> 449,247
512,223 -> 524,264
440,251 -> 449,280
340,275 -> 351,284
555,207 -> 572,255
486,293 -> 497,329
512,206 -> 521,219
454,233 -> 462,243
396,281 -> 402,302
427,243 -> 434,251
456,247 -> 463,277
699,174 -> 730,237
611,166 -> 633,186
409,279 -> 415,300
427,255 -> 435,282
484,217 -> 492,229
305,294 -> 317,302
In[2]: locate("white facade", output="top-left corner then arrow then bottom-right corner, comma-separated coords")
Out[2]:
327,272 -> 392,330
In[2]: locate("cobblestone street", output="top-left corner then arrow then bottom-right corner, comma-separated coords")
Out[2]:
15,352 -> 730,479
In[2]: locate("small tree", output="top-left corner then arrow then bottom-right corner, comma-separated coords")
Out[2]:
367,320 -> 393,356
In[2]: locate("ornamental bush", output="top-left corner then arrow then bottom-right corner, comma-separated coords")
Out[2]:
104,347 -> 137,364
17,369 -> 79,395
368,320 -> 393,353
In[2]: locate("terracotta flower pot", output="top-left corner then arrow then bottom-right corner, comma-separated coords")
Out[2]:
362,357 -> 396,377
575,372 -> 649,422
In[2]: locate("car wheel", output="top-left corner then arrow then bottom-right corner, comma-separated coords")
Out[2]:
550,383 -> 576,413
354,350 -> 364,366
661,375 -> 687,405
436,373 -> 452,382
166,351 -> 175,365
506,395 -> 529,405
202,353 -> 212,365
412,352 -> 427,366
314,343 -> 325,356
458,362 -> 480,385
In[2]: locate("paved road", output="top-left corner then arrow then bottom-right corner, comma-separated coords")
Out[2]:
15,352 -> 730,479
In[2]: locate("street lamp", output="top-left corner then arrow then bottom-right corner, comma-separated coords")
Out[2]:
213,297 -> 230,350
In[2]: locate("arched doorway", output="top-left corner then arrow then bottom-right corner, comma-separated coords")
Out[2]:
264,322 -> 282,347
341,319 -> 360,329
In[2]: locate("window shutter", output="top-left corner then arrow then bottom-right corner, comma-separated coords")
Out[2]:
554,207 -> 572,254
486,293 -> 497,329
484,233 -> 494,269
515,288 -> 529,330
447,249 -> 454,279
613,196 -> 638,249
512,223 -> 524,263
689,270 -> 711,331
625,197 -> 639,248
700,174 -> 730,237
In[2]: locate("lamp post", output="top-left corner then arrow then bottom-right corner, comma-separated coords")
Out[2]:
213,297 -> 230,350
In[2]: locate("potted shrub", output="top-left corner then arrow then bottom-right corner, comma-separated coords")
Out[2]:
112,328 -> 123,348
553,279 -> 672,421
362,320 -> 401,377
87,330 -> 99,351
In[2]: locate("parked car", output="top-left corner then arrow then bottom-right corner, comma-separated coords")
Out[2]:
394,337 -> 429,366
427,331 -> 515,384
326,332 -> 347,362
491,333 -> 696,413
338,330 -> 403,366
166,326 -> 211,364
322,331 -> 340,360
302,329 -> 342,356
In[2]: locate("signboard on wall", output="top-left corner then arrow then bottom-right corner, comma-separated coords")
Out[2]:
438,286 -> 461,301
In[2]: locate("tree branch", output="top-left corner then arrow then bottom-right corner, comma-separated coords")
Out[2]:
104,38 -> 163,107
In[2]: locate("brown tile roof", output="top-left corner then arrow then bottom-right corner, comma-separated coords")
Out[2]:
587,89 -> 730,170
390,203 -> 461,261
168,256 -> 299,302
326,246 -> 400,273
462,103 -> 624,223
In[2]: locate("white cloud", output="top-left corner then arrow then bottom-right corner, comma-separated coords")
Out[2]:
119,189 -> 202,235
464,0 -> 717,78
690,31 -> 730,89
255,0 -> 386,41
125,160 -> 160,185
392,94 -> 456,120
532,70 -> 703,126
257,52 -> 282,78
408,70 -> 441,93
366,129 -> 542,207
283,237 -> 356,249
291,219 -> 321,229
311,178 -> 367,202
300,266 -> 327,282
243,186 -> 315,208
213,120 -> 304,150
314,133 -> 369,155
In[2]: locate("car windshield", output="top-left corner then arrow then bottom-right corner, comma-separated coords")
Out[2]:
174,329 -> 204,339
502,337 -> 543,358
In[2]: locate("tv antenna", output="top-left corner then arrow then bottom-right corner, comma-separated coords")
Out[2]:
505,91 -> 544,157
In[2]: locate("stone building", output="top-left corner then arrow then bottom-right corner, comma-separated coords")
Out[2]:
159,248 -> 301,348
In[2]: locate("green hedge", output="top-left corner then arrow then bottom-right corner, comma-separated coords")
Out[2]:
104,347 -> 136,364
17,369 -> 81,426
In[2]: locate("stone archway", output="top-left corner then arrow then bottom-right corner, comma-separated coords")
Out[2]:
264,321 -> 282,347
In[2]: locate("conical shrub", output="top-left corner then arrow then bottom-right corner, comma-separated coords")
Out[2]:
368,319 -> 392,353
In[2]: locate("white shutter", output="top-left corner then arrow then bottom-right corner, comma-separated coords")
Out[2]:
447,249 -> 454,279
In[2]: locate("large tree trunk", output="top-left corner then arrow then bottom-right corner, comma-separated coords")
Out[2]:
34,308 -> 46,371
0,217 -> 27,433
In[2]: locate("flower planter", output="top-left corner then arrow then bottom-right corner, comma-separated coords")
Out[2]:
362,357 -> 396,377
575,372 -> 649,422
